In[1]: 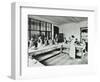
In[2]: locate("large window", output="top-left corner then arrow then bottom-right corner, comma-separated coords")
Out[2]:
28,17 -> 52,40
80,27 -> 88,42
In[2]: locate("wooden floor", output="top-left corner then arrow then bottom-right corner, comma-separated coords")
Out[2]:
29,52 -> 88,66
41,53 -> 88,66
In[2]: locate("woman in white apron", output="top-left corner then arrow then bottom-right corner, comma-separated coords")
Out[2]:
69,35 -> 76,59
37,36 -> 42,48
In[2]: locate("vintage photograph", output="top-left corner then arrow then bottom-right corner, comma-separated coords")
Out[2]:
28,15 -> 88,67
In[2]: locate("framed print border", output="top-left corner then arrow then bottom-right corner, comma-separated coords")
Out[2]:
11,2 -> 97,80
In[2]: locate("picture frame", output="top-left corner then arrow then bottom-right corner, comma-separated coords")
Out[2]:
11,2 -> 97,80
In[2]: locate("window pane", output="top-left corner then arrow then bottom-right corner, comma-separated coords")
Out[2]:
47,23 -> 49,31
36,20 -> 39,30
40,22 -> 45,31
40,22 -> 44,31
31,31 -> 39,40
41,32 -> 45,36
41,22 -> 43,31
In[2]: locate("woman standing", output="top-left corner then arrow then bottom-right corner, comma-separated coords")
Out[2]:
69,35 -> 76,59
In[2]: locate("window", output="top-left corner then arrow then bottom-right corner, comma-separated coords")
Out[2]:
28,17 -> 52,41
80,27 -> 88,42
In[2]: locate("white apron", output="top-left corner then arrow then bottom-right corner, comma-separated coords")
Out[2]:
69,38 -> 75,58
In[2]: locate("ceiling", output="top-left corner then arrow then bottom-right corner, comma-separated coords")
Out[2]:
30,15 -> 88,25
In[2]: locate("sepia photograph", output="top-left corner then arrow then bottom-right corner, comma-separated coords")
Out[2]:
28,15 -> 88,67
